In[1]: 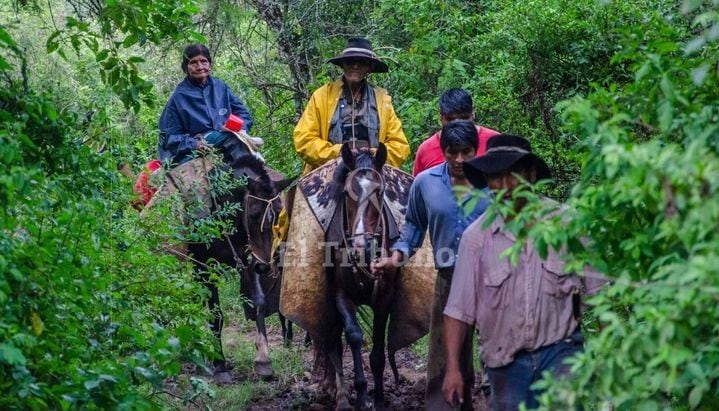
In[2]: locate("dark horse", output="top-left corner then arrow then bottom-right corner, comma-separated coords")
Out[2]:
186,143 -> 294,383
316,143 -> 400,410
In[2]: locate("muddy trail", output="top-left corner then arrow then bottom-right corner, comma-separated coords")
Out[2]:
203,324 -> 488,410
246,347 -> 427,410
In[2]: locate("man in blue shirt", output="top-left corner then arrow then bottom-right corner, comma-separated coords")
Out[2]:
373,119 -> 489,410
158,43 -> 253,165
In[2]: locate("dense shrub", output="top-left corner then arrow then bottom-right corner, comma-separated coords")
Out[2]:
0,18 -> 214,410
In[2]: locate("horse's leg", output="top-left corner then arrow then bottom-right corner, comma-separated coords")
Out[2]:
327,335 -> 352,411
278,313 -> 293,347
200,271 -> 232,384
370,305 -> 391,411
336,288 -> 373,410
251,264 -> 273,378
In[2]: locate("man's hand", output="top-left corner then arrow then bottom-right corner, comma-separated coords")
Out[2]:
442,316 -> 471,408
370,250 -> 404,275
195,139 -> 213,153
442,368 -> 464,408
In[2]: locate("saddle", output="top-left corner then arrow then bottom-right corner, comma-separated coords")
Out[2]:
145,133 -> 265,219
144,155 -> 217,220
281,160 -> 436,355
298,158 -> 412,239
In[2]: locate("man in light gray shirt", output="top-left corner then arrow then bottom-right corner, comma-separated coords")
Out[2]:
442,134 -> 606,410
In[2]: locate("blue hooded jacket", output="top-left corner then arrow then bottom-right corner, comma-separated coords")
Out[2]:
158,76 -> 253,164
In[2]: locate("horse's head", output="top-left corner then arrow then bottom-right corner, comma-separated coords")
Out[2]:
338,142 -> 387,255
231,158 -> 294,273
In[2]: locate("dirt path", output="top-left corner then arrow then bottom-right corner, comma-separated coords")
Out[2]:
245,346 -> 426,410
223,325 -> 488,410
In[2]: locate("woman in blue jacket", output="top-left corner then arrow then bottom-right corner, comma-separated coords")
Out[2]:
158,43 -> 253,165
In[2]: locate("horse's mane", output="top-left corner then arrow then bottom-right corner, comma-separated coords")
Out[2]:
350,148 -> 375,169
230,155 -> 271,188
329,148 -> 375,201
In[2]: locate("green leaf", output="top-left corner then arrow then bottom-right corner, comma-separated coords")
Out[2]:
96,49 -> 110,62
0,28 -> 15,46
691,65 -> 709,86
46,31 -> 61,53
688,385 -> 704,409
0,343 -> 26,366
655,41 -> 677,54
684,37 -> 705,55
83,379 -> 100,390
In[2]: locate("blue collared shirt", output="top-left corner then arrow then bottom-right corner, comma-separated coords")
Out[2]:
158,76 -> 253,164
392,163 -> 490,269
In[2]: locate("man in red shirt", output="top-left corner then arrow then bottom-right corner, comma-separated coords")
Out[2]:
412,88 -> 499,176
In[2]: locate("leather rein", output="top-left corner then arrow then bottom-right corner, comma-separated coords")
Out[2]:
203,156 -> 280,272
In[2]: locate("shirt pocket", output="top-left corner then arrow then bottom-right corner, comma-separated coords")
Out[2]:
541,256 -> 579,298
483,260 -> 511,309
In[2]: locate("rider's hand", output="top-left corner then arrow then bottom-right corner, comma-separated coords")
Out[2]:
196,140 -> 213,153
442,368 -> 464,408
370,250 -> 404,275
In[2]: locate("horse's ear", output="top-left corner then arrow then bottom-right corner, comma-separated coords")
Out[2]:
341,143 -> 356,170
274,176 -> 297,193
374,143 -> 387,170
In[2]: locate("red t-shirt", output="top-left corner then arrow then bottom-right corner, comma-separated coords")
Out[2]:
412,125 -> 499,176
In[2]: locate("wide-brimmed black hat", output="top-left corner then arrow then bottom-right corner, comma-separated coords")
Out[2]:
463,134 -> 552,189
327,37 -> 389,73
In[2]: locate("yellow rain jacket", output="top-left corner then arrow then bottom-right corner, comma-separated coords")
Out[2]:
274,79 -> 410,247
294,79 -> 410,174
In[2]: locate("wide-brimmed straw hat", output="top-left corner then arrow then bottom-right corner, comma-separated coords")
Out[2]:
327,37 -> 389,73
463,134 -> 552,189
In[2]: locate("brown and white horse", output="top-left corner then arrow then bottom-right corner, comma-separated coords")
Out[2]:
314,143 -> 400,410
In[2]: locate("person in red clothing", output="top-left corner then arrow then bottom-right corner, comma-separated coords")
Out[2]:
132,159 -> 162,210
412,88 -> 499,176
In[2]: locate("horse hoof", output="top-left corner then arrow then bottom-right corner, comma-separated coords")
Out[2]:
255,361 -> 274,379
212,371 -> 233,385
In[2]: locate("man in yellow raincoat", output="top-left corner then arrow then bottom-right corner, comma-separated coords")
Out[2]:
276,37 -> 410,241
294,37 -> 409,172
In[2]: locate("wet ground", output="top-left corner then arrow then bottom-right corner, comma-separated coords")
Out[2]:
246,347 -> 429,410
169,323 -> 487,410
243,332 -> 487,410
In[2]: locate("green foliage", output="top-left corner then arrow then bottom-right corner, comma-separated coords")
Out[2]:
5,0 -> 719,408
516,1 -> 719,409
44,0 -> 203,112
0,25 -> 216,410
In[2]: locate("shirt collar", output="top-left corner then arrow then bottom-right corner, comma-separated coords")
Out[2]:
432,163 -> 453,189
428,162 -> 447,177
184,76 -> 212,88
489,212 -> 517,241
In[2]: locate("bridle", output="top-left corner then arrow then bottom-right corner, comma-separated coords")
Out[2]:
341,167 -> 387,303
243,191 -> 281,266
202,154 -> 281,272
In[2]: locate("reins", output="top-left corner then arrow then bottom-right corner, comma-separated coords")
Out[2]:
202,155 -> 279,271
243,191 -> 281,265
